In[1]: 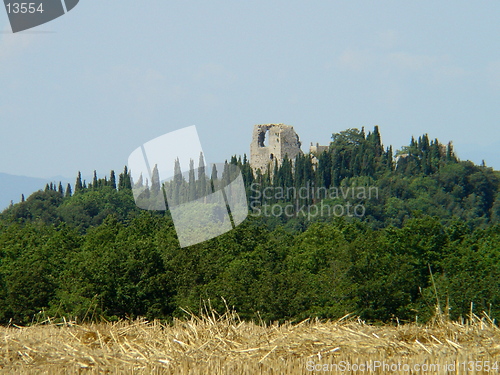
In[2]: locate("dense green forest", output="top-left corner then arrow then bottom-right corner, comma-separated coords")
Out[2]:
1,126 -> 499,325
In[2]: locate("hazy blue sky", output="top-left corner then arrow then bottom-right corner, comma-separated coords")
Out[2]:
0,1 -> 499,179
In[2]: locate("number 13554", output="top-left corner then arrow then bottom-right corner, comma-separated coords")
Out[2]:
6,3 -> 44,14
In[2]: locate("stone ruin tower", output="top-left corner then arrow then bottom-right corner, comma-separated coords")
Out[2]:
250,124 -> 302,173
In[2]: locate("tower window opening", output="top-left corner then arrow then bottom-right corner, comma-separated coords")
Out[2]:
258,129 -> 270,147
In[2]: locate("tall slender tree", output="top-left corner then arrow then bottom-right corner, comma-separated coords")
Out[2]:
92,170 -> 98,190
110,170 -> 117,189
65,183 -> 72,198
58,182 -> 64,196
75,172 -> 83,193
151,164 -> 161,195
118,166 -> 132,190
198,152 -> 208,196
188,159 -> 196,201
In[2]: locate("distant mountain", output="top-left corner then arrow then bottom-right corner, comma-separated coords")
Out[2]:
0,173 -> 65,212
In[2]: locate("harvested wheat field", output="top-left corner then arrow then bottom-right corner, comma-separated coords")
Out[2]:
1,308 -> 500,374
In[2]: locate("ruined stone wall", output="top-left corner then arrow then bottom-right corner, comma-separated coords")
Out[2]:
309,143 -> 329,155
250,124 -> 302,173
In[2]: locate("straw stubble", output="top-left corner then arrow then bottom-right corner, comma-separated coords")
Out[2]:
0,309 -> 499,374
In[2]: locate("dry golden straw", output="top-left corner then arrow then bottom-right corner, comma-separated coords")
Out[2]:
0,306 -> 499,374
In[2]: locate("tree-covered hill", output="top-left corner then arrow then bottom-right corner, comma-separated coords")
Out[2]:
0,127 -> 499,325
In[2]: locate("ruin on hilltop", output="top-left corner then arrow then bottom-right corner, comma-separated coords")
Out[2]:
249,124 -> 328,173
249,124 -> 302,173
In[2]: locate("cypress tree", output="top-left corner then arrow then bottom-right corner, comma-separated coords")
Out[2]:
151,164 -> 161,195
386,146 -> 394,171
188,159 -> 196,201
92,170 -> 98,190
294,154 -> 304,188
280,156 -> 294,190
241,153 -> 254,187
210,163 -> 218,193
110,170 -> 117,189
421,134 -> 430,153
135,173 -> 144,188
223,161 -> 231,188
360,126 -> 366,140
303,154 -> 314,183
118,166 -> 132,190
65,183 -> 72,198
75,172 -> 83,193
254,169 -> 263,204
446,142 -> 456,162
58,182 -> 64,196
272,158 -> 279,188
198,152 -> 208,196
198,152 -> 205,179
410,137 -> 417,154
372,125 -> 383,158
173,158 -> 183,204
